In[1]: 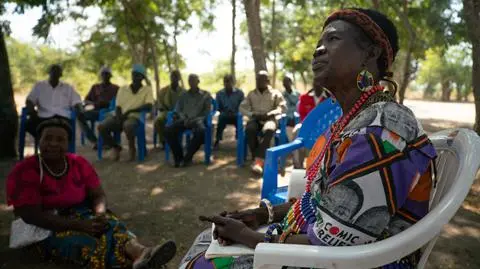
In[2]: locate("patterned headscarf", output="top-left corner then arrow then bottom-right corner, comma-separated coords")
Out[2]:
324,9 -> 394,70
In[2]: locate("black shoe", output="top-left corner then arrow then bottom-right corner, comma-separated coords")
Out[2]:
174,162 -> 181,168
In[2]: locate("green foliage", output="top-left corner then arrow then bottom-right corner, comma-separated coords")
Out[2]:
198,60 -> 256,94
7,37 -> 100,97
418,44 -> 472,99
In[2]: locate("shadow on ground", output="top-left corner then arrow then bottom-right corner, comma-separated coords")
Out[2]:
0,118 -> 478,269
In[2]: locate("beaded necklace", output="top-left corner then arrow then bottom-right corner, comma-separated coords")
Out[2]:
282,85 -> 384,233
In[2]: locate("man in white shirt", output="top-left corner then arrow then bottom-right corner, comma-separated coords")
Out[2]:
25,64 -> 82,140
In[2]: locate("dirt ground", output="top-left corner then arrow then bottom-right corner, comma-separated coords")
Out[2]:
0,100 -> 479,269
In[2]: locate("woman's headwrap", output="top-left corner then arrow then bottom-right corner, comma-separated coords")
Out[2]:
324,9 -> 394,71
37,118 -> 73,140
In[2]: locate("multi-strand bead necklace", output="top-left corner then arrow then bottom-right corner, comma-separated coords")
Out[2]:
282,85 -> 385,233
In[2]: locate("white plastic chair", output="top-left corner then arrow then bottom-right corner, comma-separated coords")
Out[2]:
253,128 -> 480,269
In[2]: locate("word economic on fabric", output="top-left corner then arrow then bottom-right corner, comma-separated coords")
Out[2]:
313,217 -> 376,247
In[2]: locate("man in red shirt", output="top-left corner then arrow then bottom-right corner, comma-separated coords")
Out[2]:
79,67 -> 119,146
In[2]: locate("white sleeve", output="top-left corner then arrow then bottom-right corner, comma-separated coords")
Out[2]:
69,85 -> 82,107
26,83 -> 39,104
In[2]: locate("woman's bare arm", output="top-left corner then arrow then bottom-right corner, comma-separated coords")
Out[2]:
88,186 -> 107,215
14,205 -> 83,232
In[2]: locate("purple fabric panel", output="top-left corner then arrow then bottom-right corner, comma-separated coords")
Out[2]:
192,256 -> 215,269
388,158 -> 418,209
327,134 -> 376,182
365,126 -> 384,138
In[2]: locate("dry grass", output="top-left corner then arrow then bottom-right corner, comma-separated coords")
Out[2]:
0,112 -> 479,269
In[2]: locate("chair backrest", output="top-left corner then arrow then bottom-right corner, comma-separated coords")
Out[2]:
415,129 -> 479,268
298,98 -> 342,149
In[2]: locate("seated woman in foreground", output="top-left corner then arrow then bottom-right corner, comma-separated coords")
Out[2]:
181,8 -> 437,269
6,118 -> 176,269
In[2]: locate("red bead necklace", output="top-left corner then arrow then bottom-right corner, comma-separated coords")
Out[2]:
304,85 -> 384,192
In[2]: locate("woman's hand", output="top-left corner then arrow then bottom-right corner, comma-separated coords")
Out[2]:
220,207 -> 268,230
76,217 -> 109,236
200,216 -> 263,249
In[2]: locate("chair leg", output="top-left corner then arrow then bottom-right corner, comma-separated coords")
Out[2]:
204,127 -> 212,165
81,132 -> 86,145
153,128 -> 157,148
97,135 -> 103,160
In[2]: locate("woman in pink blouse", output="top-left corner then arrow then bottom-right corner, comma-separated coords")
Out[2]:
6,118 -> 175,269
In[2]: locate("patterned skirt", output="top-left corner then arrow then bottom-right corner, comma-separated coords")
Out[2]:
33,204 -> 135,269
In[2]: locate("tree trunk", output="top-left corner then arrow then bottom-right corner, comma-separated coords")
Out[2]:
243,0 -> 267,74
173,22 -> 180,70
162,39 -> 173,73
423,82 -> 433,99
463,0 -> 480,133
0,28 -> 18,159
441,81 -> 451,102
270,0 -> 277,87
393,4 -> 415,104
456,86 -> 463,102
151,42 -> 160,95
231,0 -> 237,80
300,71 -> 308,91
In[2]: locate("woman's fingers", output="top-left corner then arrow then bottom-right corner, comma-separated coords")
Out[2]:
210,215 -> 228,225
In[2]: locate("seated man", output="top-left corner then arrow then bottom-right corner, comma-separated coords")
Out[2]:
78,66 -> 119,147
282,75 -> 300,127
240,70 -> 286,174
164,74 -> 212,167
97,64 -> 153,161
25,64 -> 82,142
154,70 -> 186,149
214,74 -> 244,149
293,87 -> 330,169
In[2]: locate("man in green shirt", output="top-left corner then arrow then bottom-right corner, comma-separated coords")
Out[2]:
164,74 -> 212,167
154,70 -> 186,149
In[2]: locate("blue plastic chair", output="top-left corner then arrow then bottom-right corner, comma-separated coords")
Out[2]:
164,99 -> 217,165
18,107 -> 77,160
81,99 -> 116,145
261,98 -> 342,204
236,114 -> 289,167
96,109 -> 148,162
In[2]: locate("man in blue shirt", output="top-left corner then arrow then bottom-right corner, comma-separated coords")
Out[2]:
282,75 -> 300,127
214,75 -> 244,149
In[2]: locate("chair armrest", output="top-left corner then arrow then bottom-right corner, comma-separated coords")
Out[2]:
262,139 -> 304,199
21,107 -> 28,119
206,111 -> 215,128
253,242 -> 413,269
166,111 -> 175,126
139,110 -> 148,124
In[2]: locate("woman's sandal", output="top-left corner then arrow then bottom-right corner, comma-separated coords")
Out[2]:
132,240 -> 177,269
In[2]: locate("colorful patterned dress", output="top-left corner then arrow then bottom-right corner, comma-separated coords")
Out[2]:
6,154 -> 135,269
181,101 -> 437,269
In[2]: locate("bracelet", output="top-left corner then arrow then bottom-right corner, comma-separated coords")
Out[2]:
260,199 -> 274,224
264,223 -> 283,243
278,227 -> 293,243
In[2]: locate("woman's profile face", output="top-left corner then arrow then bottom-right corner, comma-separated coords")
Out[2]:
39,126 -> 68,159
312,20 -> 369,92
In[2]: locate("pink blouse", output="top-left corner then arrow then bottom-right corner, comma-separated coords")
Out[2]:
6,154 -> 100,209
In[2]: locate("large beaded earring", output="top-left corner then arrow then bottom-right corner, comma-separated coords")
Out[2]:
356,69 -> 374,92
